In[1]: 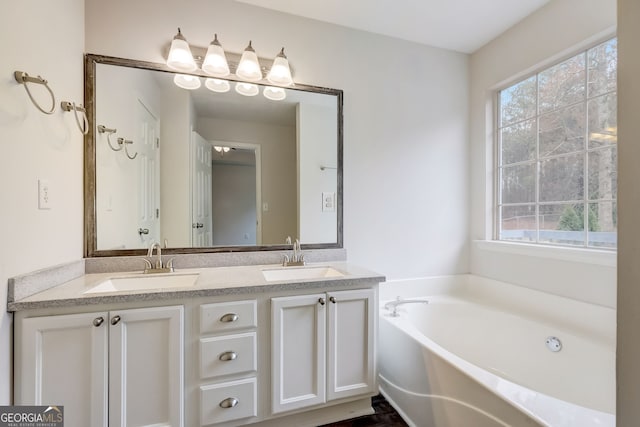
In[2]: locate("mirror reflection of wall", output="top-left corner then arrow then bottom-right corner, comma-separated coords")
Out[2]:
92,59 -> 340,252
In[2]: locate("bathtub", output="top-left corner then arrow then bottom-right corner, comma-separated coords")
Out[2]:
378,275 -> 615,427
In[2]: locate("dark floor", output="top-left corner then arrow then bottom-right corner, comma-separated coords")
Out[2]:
318,394 -> 409,427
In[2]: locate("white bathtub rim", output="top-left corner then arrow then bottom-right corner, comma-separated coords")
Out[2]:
379,309 -> 615,427
380,274 -> 615,347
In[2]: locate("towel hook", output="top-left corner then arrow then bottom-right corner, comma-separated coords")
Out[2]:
61,101 -> 89,135
118,138 -> 138,160
14,71 -> 56,115
97,125 -> 122,151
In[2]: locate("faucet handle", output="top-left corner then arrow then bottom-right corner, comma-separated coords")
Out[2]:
282,254 -> 290,266
142,258 -> 153,272
165,258 -> 175,272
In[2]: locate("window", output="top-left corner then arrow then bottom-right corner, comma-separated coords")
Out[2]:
497,38 -> 617,249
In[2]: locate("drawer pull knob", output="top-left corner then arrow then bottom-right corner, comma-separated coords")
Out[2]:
329,296 -> 337,304
219,397 -> 239,409
219,351 -> 237,361
318,297 -> 326,305
220,313 -> 239,323
93,317 -> 104,327
110,315 -> 121,325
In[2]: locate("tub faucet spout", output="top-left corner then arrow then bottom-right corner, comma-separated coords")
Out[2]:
384,297 -> 429,317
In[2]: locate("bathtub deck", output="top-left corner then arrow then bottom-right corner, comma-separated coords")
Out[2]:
318,394 -> 408,427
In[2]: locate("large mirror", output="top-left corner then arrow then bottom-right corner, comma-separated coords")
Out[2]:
84,54 -> 342,256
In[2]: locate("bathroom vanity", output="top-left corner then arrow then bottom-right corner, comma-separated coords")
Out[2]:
9,262 -> 383,427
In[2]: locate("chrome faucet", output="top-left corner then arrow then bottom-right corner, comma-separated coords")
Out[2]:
143,242 -> 174,274
282,237 -> 305,266
384,297 -> 429,317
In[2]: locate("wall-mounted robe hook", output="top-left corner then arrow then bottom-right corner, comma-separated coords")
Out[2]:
14,70 -> 56,114
118,137 -> 138,159
61,101 -> 89,135
97,124 -> 122,151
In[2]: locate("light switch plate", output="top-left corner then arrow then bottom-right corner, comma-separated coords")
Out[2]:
38,179 -> 51,210
322,192 -> 335,212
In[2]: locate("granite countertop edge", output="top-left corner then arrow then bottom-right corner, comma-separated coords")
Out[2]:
9,263 -> 385,312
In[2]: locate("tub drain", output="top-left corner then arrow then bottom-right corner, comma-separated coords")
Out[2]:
545,336 -> 562,352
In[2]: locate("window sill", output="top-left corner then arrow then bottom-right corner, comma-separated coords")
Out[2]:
473,240 -> 616,267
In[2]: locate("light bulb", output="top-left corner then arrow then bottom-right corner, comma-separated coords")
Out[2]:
202,34 -> 230,77
173,74 -> 201,90
236,41 -> 263,82
235,82 -> 259,96
267,48 -> 293,86
263,86 -> 286,101
166,28 -> 197,72
205,78 -> 230,93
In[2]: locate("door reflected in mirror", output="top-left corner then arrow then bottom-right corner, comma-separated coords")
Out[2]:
85,55 -> 342,255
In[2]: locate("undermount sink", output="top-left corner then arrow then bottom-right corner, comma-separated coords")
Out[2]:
261,266 -> 344,282
84,272 -> 200,294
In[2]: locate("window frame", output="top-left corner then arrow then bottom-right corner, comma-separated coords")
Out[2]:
494,37 -> 617,250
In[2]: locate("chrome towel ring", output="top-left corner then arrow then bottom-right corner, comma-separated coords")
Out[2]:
97,124 -> 122,151
61,101 -> 89,135
14,70 -> 56,115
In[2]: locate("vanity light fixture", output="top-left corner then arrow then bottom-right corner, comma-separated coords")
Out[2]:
263,86 -> 286,101
236,41 -> 263,82
202,34 -> 230,77
166,28 -> 197,72
205,78 -> 230,93
267,48 -> 293,86
235,82 -> 259,97
214,146 -> 231,156
173,74 -> 201,90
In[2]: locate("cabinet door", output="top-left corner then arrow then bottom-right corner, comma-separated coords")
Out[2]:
19,312 -> 109,427
109,305 -> 184,427
327,289 -> 376,401
271,294 -> 326,413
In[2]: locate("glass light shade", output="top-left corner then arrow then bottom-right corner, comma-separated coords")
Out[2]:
267,48 -> 293,86
173,74 -> 201,90
166,29 -> 197,72
263,86 -> 286,101
202,34 -> 230,77
236,41 -> 263,82
205,78 -> 230,93
214,146 -> 230,153
235,82 -> 259,96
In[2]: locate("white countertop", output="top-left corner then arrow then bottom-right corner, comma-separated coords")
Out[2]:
9,262 -> 385,311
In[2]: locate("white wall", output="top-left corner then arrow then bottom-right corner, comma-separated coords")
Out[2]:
160,85 -> 193,247
85,0 -> 469,280
0,0 -> 85,403
616,0 -> 640,423
297,103 -> 338,243
469,0 -> 617,306
95,64 -> 161,249
211,163 -> 257,245
196,117 -> 297,244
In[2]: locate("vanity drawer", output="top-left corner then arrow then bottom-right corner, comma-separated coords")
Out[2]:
200,332 -> 257,379
200,377 -> 257,425
200,300 -> 257,334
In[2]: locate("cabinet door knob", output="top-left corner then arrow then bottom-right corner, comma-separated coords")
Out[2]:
219,313 -> 239,323
110,315 -> 121,325
219,397 -> 239,409
93,317 -> 104,327
318,297 -> 326,305
219,351 -> 237,362
329,296 -> 337,304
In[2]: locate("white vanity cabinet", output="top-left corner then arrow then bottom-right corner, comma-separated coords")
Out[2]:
14,305 -> 184,427
271,288 -> 376,414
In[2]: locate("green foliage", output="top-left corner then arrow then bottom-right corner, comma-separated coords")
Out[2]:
557,205 -> 599,232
